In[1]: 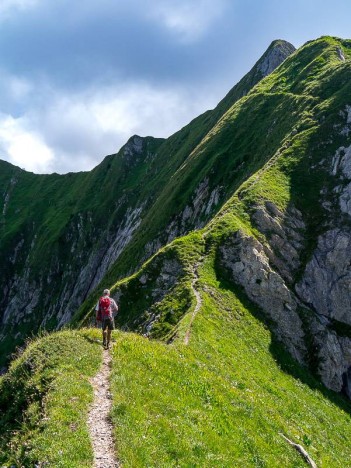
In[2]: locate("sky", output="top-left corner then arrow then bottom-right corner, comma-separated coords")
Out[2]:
0,0 -> 351,174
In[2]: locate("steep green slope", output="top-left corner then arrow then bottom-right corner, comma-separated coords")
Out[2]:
109,248 -> 351,467
77,36 -> 350,322
2,247 -> 350,466
0,39 -> 295,365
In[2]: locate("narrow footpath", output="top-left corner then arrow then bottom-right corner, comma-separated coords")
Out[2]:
184,260 -> 203,345
88,349 -> 119,468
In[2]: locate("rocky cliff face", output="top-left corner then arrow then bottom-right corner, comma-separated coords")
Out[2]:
257,40 -> 296,77
219,200 -> 351,396
220,226 -> 306,364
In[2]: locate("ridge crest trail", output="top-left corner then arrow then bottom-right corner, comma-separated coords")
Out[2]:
88,348 -> 119,468
184,258 -> 204,345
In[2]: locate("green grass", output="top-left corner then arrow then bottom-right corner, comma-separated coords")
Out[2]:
2,248 -> 351,466
109,250 -> 351,467
0,329 -> 102,467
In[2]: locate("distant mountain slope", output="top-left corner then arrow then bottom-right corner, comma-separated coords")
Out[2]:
0,39 -> 294,365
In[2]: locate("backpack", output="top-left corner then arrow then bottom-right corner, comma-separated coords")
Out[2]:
97,296 -> 111,320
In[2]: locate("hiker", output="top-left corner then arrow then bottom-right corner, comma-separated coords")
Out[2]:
95,289 -> 118,349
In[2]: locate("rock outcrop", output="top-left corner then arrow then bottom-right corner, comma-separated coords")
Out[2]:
258,40 -> 296,77
220,229 -> 306,363
251,202 -> 305,284
296,229 -> 351,325
220,195 -> 351,396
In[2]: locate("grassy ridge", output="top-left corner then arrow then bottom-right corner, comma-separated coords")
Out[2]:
2,241 -> 351,467
1,36 -> 351,466
110,250 -> 351,467
0,330 -> 102,467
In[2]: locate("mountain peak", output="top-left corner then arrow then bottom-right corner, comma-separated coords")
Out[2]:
257,39 -> 296,77
214,39 -> 295,117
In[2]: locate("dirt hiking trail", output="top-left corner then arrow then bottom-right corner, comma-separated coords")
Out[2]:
88,348 -> 119,467
184,260 -> 203,345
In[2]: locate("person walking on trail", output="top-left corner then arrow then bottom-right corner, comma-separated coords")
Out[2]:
96,289 -> 118,349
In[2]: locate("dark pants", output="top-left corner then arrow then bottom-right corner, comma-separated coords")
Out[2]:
101,316 -> 114,347
101,317 -> 115,330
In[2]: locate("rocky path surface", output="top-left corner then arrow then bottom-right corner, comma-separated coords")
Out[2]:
88,349 -> 119,468
184,261 -> 203,345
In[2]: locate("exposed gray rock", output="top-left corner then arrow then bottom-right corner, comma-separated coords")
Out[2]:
309,317 -> 351,393
334,105 -> 351,139
2,177 -> 17,217
2,274 -> 41,327
330,144 -> 351,217
182,179 -> 221,229
205,188 -> 220,215
337,47 -> 346,62
151,259 -> 183,301
139,274 -> 148,285
258,40 -> 296,77
220,230 -> 306,363
346,105 -> 351,125
332,144 -> 351,178
339,182 -> 351,216
2,193 -> 10,216
296,229 -> 351,325
251,202 -> 305,283
88,205 -> 144,291
144,179 -> 221,262
124,135 -> 144,156
143,238 -> 163,263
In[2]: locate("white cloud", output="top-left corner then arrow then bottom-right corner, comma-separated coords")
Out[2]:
148,0 -> 230,42
0,79 -> 218,174
0,114 -> 54,173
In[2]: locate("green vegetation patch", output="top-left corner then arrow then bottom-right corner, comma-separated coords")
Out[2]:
0,329 -> 102,467
109,252 -> 351,467
74,231 -> 206,339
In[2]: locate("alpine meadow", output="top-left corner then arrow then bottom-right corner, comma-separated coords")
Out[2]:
1,36 -> 351,467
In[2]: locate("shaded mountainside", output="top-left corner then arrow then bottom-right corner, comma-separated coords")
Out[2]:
0,39 -> 295,365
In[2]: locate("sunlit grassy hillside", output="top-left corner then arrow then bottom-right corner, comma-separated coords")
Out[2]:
2,248 -> 351,466
109,248 -> 351,466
